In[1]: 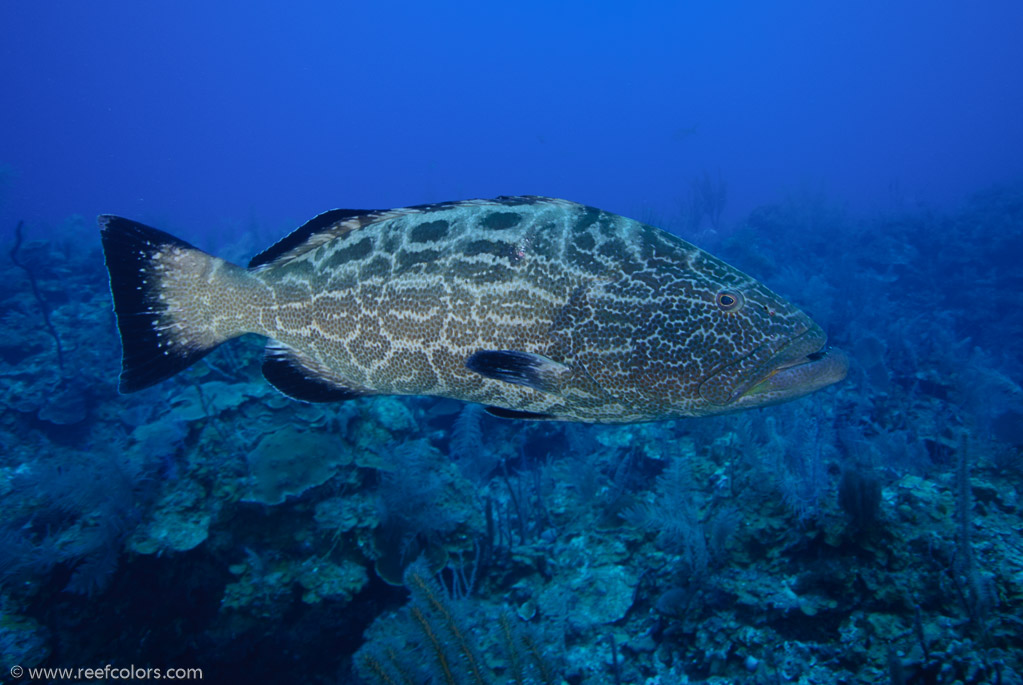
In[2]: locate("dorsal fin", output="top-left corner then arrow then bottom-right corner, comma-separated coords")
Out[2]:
247,197 -> 567,270
248,208 -> 378,269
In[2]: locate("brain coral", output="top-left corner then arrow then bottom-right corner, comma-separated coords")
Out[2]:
242,427 -> 352,505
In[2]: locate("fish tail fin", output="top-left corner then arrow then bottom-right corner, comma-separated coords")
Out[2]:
99,215 -> 249,392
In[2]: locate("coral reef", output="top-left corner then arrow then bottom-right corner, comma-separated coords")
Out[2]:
2,185 -> 1022,683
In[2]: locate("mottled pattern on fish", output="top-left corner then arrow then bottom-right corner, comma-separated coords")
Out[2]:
100,196 -> 847,423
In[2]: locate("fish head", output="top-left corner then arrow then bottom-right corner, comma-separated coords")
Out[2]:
693,298 -> 849,412
564,229 -> 848,419
680,255 -> 849,415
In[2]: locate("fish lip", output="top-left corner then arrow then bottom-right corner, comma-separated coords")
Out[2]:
748,331 -> 829,385
742,344 -> 850,400
769,346 -> 827,373
698,325 -> 827,406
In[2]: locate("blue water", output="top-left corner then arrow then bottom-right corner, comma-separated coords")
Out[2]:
2,3 -> 1022,684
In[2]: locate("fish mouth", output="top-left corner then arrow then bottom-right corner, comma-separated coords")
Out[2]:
736,345 -> 850,407
698,325 -> 847,406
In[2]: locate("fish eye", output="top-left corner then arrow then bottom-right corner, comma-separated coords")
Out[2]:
716,290 -> 744,312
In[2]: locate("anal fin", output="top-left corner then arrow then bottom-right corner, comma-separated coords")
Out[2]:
262,342 -> 371,403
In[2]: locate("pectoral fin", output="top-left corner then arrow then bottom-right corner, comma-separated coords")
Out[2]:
465,350 -> 568,394
484,406 -> 557,420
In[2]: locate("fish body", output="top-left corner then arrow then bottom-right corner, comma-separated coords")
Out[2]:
99,196 -> 847,423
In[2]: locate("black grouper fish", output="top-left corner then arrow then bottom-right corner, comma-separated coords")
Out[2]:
99,196 -> 848,423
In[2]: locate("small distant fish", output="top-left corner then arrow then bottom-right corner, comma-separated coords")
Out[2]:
99,196 -> 847,423
672,124 -> 700,142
